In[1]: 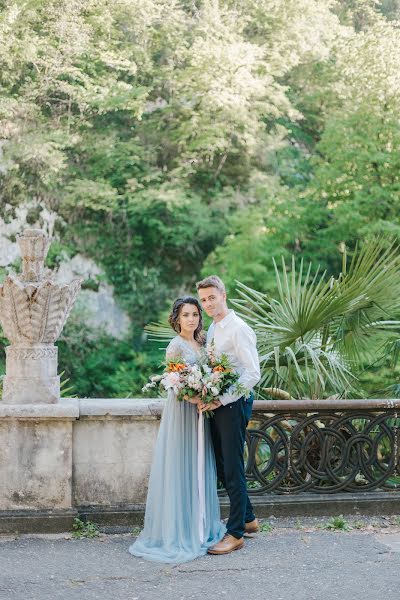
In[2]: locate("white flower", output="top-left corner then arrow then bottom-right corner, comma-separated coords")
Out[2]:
142,381 -> 157,392
211,386 -> 219,396
163,372 -> 182,391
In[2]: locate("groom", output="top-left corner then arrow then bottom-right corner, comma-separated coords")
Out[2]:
196,275 -> 261,554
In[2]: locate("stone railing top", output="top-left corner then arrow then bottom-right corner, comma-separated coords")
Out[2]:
77,398 -> 166,418
75,398 -> 400,418
70,397 -> 400,418
0,398 -> 79,419
1,398 -> 399,420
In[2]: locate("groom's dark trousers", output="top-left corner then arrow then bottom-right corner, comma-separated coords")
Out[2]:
210,393 -> 255,539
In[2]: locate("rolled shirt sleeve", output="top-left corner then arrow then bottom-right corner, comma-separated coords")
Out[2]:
219,326 -> 261,406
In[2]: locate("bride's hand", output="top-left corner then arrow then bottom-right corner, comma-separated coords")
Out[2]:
198,400 -> 222,412
183,394 -> 201,404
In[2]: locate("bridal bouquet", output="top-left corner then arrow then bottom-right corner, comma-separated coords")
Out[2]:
199,342 -> 250,406
142,358 -> 198,400
142,342 -> 249,412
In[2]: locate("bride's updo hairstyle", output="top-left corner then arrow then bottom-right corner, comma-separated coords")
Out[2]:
168,296 -> 204,344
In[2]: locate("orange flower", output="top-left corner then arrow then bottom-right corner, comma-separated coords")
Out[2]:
168,362 -> 186,372
213,365 -> 228,373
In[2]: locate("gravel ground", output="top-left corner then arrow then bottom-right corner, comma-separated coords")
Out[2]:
1,515 -> 399,600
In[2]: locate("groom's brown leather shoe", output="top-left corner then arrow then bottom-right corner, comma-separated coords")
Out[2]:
207,534 -> 244,555
245,518 -> 260,534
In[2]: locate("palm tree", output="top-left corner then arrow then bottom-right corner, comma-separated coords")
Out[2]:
231,239 -> 400,400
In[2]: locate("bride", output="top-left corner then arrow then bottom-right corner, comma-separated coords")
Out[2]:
129,296 -> 226,563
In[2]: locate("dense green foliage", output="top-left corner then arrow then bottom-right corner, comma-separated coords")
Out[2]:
1,0 -> 400,397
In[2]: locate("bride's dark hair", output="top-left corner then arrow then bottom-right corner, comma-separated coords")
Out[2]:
168,296 -> 205,344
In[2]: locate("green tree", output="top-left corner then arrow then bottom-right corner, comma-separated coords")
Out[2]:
2,0 -> 398,398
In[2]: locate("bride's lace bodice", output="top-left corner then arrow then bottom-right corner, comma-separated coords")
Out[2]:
166,336 -> 202,365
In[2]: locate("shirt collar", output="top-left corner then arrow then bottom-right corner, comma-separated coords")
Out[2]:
215,309 -> 235,329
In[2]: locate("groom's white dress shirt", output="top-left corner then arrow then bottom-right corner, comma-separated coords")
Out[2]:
207,309 -> 261,406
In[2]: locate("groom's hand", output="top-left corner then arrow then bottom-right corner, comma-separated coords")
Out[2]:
199,400 -> 222,412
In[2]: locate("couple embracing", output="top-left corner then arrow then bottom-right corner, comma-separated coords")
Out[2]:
129,275 -> 261,564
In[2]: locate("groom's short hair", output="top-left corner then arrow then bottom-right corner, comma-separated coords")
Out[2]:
196,275 -> 226,293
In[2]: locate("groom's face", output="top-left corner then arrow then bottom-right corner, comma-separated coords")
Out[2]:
198,286 -> 226,319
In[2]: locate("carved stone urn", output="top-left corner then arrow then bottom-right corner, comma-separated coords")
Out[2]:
0,229 -> 81,403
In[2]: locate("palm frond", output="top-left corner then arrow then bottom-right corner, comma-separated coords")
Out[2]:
258,341 -> 355,399
381,337 -> 400,370
144,322 -> 175,345
331,239 -> 400,358
232,238 -> 400,400
382,383 -> 400,399
60,370 -> 77,398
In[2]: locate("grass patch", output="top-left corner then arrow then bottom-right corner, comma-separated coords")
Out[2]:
321,515 -> 352,532
259,521 -> 274,533
72,517 -> 100,539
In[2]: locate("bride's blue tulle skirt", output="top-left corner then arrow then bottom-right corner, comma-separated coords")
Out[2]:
129,393 -> 226,563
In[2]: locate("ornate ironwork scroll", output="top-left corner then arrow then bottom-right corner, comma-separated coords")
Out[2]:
243,405 -> 400,494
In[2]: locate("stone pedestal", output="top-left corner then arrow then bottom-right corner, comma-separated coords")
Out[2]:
0,400 -> 79,511
3,345 -> 60,404
0,228 -> 81,405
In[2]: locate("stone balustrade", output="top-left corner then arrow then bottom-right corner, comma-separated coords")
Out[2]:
0,397 -> 399,533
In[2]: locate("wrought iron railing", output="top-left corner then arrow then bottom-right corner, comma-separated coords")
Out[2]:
242,399 -> 400,495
